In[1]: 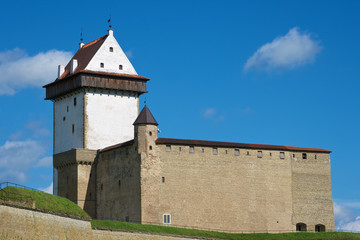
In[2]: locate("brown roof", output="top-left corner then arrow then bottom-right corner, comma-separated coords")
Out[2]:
155,138 -> 331,153
57,35 -> 108,80
100,139 -> 134,152
133,105 -> 158,126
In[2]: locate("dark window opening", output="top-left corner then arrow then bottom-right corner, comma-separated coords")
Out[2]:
63,116 -> 66,121
109,47 -> 113,52
315,224 -> 325,232
119,65 -> 123,70
202,148 -> 204,153
163,214 -> 171,224
270,152 -> 272,156
296,223 -> 307,232
293,154 -> 295,158
149,146 -> 152,150
179,147 -> 181,152
74,97 -> 77,106
315,154 -> 317,160
247,151 -> 250,155
302,153 -> 307,159
72,124 -> 75,134
100,62 -> 104,68
89,193 -> 92,200
162,177 -> 165,183
118,180 -> 121,186
149,131 -> 152,136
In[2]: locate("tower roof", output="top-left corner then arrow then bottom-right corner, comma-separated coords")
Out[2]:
133,106 -> 158,126
57,29 -> 138,80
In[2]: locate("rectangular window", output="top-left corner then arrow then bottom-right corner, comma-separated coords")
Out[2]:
213,147 -> 218,155
163,214 -> 171,224
189,146 -> 194,153
302,153 -> 307,159
280,152 -> 285,159
257,151 -> 262,158
179,147 -> 181,152
235,149 -> 240,156
166,145 -> 171,152
315,154 -> 317,160
74,97 -> 77,106
72,124 -> 75,134
162,177 -> 165,183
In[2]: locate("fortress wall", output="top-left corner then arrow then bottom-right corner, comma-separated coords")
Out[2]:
0,204 -> 198,240
96,144 -> 141,222
0,204 -> 93,240
152,145 -> 294,232
291,152 -> 335,231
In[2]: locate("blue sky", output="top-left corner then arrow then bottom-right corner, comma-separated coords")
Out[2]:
0,0 -> 359,231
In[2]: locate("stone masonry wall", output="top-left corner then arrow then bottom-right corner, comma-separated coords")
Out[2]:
0,204 -> 199,240
152,145 -> 294,233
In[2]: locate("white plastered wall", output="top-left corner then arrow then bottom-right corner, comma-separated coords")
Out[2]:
54,91 -> 84,154
85,31 -> 137,75
84,89 -> 139,150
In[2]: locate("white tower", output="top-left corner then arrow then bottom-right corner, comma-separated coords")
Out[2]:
44,29 -> 149,195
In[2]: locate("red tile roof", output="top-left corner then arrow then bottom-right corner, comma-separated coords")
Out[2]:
155,138 -> 331,153
100,139 -> 134,152
57,35 -> 108,80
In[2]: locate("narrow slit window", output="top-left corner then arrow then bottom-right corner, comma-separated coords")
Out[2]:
247,151 -> 250,155
315,154 -> 317,160
179,147 -> 181,152
73,97 -> 77,106
162,177 -> 165,183
72,124 -> 75,134
202,148 -> 205,153
149,131 -> 152,136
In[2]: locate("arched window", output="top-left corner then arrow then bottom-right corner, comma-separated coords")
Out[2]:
296,223 -> 307,232
109,47 -> 113,52
315,224 -> 325,232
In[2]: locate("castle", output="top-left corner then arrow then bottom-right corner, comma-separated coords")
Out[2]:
43,29 -> 335,233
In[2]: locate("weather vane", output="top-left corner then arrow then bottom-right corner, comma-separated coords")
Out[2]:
108,15 -> 112,29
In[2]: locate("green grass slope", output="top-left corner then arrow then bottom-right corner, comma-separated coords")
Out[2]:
91,220 -> 360,240
0,186 -> 90,220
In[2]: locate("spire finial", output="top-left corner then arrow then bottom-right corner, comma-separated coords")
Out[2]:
108,15 -> 112,29
80,29 -> 83,42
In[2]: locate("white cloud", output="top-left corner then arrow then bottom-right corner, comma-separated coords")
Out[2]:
244,27 -> 322,72
39,182 -> 53,194
36,156 -> 52,168
0,140 -> 47,183
0,48 -> 72,95
203,108 -> 216,118
334,202 -> 360,232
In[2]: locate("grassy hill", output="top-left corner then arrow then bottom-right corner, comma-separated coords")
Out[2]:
91,220 -> 360,240
0,186 -> 90,220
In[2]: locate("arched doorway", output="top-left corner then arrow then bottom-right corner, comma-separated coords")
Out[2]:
315,224 -> 325,232
296,223 -> 307,232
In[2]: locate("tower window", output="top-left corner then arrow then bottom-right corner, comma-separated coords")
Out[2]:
280,152 -> 285,159
119,65 -> 123,70
247,151 -> 250,155
149,131 -> 152,136
302,153 -> 307,159
126,148 -> 129,155
257,151 -> 262,158
225,150 -> 228,154
202,148 -> 204,153
100,62 -> 104,68
179,147 -> 181,152
109,47 -> 113,52
149,146 -> 152,150
72,124 -> 75,134
63,116 -> 66,121
315,154 -> 317,160
67,106 -> 69,112
235,149 -> 240,156
74,97 -> 77,106
162,177 -> 165,183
